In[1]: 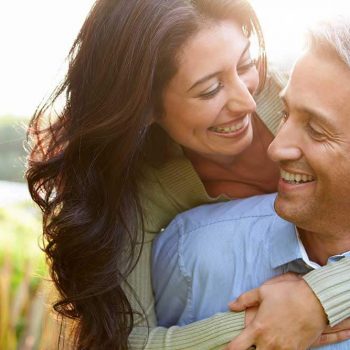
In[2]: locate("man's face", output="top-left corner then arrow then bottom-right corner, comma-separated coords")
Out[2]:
268,49 -> 350,235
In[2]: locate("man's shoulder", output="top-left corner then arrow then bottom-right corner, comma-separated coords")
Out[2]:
173,193 -> 278,231
152,193 -> 283,311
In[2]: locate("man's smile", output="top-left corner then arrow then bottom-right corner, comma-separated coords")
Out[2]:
280,169 -> 315,185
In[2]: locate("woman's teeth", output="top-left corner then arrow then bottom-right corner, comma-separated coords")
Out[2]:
281,169 -> 315,184
209,120 -> 245,134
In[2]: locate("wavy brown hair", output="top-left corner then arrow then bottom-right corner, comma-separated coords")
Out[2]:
26,0 -> 266,348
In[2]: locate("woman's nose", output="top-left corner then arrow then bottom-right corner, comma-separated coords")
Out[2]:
226,78 -> 257,114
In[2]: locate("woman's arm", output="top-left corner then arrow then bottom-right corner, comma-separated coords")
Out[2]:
127,235 -> 246,350
303,257 -> 350,327
129,259 -> 350,350
226,258 -> 350,350
129,312 -> 244,350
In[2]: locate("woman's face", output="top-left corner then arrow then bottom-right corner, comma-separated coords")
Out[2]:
157,20 -> 259,164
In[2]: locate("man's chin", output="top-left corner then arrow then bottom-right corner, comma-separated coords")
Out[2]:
274,196 -> 299,223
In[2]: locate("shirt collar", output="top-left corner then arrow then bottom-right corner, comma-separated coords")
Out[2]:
269,215 -> 350,269
294,227 -> 321,269
295,227 -> 350,266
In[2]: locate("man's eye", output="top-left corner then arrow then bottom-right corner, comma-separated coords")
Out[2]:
237,59 -> 256,74
199,82 -> 224,100
307,124 -> 325,141
278,110 -> 289,122
276,110 -> 289,132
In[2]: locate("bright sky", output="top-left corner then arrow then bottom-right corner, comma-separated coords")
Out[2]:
0,0 -> 349,117
251,0 -> 350,67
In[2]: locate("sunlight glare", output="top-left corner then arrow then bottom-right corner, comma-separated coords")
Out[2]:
251,0 -> 350,69
0,0 -> 349,116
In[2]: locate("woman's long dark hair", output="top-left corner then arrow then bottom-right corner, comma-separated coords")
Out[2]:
26,0 -> 266,348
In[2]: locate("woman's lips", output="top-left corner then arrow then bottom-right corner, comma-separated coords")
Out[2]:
208,115 -> 250,135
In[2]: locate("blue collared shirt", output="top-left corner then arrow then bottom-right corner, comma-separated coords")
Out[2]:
152,193 -> 350,350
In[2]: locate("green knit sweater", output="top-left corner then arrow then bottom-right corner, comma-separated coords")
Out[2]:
127,75 -> 350,349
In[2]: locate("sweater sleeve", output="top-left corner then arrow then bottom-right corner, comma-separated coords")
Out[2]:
126,231 -> 245,350
303,257 -> 350,327
129,312 -> 245,350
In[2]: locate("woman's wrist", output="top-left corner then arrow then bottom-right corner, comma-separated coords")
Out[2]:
303,257 -> 350,326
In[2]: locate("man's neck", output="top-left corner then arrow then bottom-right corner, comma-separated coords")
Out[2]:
298,227 -> 350,266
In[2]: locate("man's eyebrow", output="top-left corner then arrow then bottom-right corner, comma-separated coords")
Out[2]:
240,41 -> 251,61
187,41 -> 251,93
279,89 -> 286,100
279,94 -> 334,129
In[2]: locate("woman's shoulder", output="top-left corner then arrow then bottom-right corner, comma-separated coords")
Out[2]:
139,155 -> 200,232
139,152 -> 222,233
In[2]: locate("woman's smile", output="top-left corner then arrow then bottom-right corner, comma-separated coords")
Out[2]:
208,114 -> 251,137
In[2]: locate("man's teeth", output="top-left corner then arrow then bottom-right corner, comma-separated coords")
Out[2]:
210,120 -> 245,133
281,170 -> 314,184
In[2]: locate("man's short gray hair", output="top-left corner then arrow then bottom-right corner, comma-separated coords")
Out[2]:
307,16 -> 350,68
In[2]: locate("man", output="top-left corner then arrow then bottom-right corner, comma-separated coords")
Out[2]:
152,17 -> 350,349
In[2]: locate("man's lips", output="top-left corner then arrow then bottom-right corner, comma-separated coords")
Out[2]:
280,169 -> 315,184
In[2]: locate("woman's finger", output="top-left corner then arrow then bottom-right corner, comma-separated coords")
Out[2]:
228,288 -> 261,311
229,273 -> 302,311
228,279 -> 327,349
225,327 -> 257,350
313,329 -> 350,346
322,318 -> 350,333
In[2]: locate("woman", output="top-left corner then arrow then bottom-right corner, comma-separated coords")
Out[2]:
26,0 -> 350,349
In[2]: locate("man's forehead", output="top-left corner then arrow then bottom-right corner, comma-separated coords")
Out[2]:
281,50 -> 350,121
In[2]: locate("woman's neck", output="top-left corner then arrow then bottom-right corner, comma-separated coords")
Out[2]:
184,115 -> 280,199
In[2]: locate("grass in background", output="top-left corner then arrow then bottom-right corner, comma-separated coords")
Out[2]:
0,200 -> 57,350
0,115 -> 67,349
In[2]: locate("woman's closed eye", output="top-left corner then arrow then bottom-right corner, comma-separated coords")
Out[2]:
199,81 -> 224,100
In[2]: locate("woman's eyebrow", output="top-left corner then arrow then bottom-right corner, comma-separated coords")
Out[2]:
187,71 -> 221,92
187,41 -> 251,93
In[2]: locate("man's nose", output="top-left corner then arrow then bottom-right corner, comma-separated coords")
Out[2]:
268,119 -> 303,162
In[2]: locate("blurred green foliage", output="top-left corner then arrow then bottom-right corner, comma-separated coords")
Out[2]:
0,201 -> 45,274
0,115 -> 62,349
0,116 -> 29,183
0,201 -> 49,350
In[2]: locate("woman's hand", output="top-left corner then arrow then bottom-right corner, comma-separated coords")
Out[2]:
225,273 -> 328,350
313,318 -> 350,347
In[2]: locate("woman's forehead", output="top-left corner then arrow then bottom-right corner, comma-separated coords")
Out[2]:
171,21 -> 249,87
